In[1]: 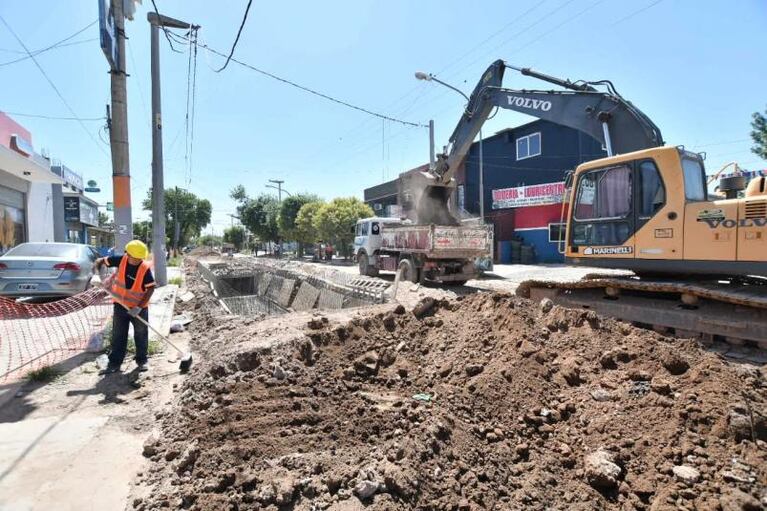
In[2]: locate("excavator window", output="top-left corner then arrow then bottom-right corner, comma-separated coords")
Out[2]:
681,157 -> 707,201
571,165 -> 633,246
638,161 -> 665,218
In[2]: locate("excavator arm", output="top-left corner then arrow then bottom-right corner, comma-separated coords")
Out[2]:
434,60 -> 664,185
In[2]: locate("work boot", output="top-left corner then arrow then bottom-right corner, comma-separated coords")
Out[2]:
137,362 -> 150,372
99,365 -> 120,376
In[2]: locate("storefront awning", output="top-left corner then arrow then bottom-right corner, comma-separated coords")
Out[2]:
0,144 -> 64,184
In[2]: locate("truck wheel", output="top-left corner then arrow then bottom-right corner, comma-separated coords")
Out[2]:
358,253 -> 378,277
398,259 -> 419,283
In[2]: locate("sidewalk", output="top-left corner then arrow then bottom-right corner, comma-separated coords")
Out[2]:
0,284 -> 184,511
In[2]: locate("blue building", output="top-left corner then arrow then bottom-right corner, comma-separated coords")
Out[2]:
363,119 -> 606,263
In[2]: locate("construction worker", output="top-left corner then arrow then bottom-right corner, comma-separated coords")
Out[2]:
95,240 -> 156,374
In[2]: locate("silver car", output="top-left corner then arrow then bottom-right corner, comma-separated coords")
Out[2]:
0,242 -> 99,298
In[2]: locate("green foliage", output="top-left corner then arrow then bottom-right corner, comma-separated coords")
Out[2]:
231,187 -> 280,243
223,225 -> 246,250
25,366 -> 61,383
143,188 -> 212,250
169,276 -> 183,286
751,107 -> 767,160
167,256 -> 181,267
278,194 -> 321,241
313,197 -> 373,257
197,234 -> 222,247
102,321 -> 162,356
294,201 -> 324,245
133,220 -> 152,245
98,211 -> 111,227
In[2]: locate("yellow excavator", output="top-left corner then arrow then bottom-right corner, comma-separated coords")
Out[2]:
412,60 -> 767,347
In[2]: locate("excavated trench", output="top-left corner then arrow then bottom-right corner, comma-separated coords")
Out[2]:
196,261 -> 386,316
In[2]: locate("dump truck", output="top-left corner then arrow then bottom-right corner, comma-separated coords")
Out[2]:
354,216 -> 492,285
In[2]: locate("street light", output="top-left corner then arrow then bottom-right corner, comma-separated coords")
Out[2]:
415,71 -> 485,221
265,184 -> 292,198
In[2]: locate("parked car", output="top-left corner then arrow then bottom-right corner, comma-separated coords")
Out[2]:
0,242 -> 100,298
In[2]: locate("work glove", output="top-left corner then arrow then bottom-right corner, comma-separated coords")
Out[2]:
127,306 -> 142,318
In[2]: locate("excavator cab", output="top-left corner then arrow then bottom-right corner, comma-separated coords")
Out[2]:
565,146 -> 767,277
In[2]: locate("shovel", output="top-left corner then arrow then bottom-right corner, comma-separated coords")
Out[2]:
99,268 -> 193,373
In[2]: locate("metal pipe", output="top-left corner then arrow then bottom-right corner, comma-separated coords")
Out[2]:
601,122 -> 614,157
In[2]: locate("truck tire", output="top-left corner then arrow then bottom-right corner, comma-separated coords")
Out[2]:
398,258 -> 419,283
357,253 -> 379,277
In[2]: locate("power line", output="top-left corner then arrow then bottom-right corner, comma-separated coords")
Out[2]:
0,38 -> 98,67
149,0 -> 184,53
0,14 -> 109,159
0,19 -> 97,66
170,33 -> 426,128
215,0 -> 253,72
1,110 -> 104,121
610,0 -> 666,26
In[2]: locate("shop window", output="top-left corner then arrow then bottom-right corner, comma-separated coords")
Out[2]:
548,223 -> 566,243
516,132 -> 541,160
638,161 -> 665,218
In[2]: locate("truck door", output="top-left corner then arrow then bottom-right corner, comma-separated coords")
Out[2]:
569,164 -> 635,259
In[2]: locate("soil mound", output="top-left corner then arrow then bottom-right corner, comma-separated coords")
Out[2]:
137,293 -> 766,510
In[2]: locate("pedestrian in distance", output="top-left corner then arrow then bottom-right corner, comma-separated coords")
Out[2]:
95,240 -> 156,374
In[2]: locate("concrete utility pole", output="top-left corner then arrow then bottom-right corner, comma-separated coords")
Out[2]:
428,120 -> 435,170
267,179 -> 285,202
148,12 -> 195,286
109,0 -> 132,252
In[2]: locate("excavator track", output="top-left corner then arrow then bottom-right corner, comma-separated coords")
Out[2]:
517,275 -> 767,354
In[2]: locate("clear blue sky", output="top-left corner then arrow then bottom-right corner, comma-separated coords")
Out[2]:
1,0 -> 765,234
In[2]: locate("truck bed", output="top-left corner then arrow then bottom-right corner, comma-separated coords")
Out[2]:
380,224 -> 492,259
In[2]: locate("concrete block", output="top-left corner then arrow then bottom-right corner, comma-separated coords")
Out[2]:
292,282 -> 320,311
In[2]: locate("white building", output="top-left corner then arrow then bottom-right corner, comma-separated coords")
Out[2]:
0,112 -> 63,253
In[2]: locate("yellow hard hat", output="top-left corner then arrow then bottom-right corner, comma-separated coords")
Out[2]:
125,240 -> 149,259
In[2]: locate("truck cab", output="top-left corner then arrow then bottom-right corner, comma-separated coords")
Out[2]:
354,217 -> 402,275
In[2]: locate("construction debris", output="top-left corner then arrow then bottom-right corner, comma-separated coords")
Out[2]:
134,271 -> 767,510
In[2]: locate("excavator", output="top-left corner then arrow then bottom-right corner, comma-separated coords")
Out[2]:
408,59 -> 767,348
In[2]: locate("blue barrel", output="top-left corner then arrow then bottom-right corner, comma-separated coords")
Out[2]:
498,241 -> 512,264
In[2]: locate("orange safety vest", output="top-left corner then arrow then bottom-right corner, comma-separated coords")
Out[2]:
111,257 -> 151,308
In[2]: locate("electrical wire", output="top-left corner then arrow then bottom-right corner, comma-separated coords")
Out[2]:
0,19 -> 97,66
214,0 -> 253,72
149,0 -> 184,53
170,33 -> 426,128
188,28 -> 199,185
610,0 -> 666,26
1,111 -> 104,121
0,37 -> 99,67
0,14 -> 110,159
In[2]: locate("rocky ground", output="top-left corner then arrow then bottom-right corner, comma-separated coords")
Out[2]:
134,265 -> 766,511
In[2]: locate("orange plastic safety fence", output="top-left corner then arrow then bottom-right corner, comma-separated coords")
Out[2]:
0,288 -> 112,381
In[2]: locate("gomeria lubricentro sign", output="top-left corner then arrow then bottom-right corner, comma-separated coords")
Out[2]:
491,181 -> 565,209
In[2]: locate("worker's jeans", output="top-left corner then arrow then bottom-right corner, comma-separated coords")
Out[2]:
108,304 -> 149,368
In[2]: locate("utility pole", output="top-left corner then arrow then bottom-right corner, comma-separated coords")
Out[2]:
479,128 -> 484,221
428,119 -> 435,170
173,185 -> 180,254
109,0 -> 132,253
268,179 -> 285,202
148,12 -> 196,286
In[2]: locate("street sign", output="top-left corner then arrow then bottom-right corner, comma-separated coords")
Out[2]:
106,202 -> 114,211
98,0 -> 119,71
84,187 -> 101,193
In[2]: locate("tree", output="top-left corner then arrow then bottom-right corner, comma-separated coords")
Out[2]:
142,188 -> 212,250
313,197 -> 373,258
294,201 -> 324,246
223,225 -> 246,251
98,211 -> 111,227
751,106 -> 767,161
197,234 -> 222,247
133,220 -> 152,246
230,187 -> 280,244
278,194 -> 321,255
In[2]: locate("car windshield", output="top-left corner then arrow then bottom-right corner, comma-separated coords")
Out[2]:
4,243 -> 81,259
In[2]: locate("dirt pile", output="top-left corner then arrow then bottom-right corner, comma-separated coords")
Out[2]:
136,293 -> 766,510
